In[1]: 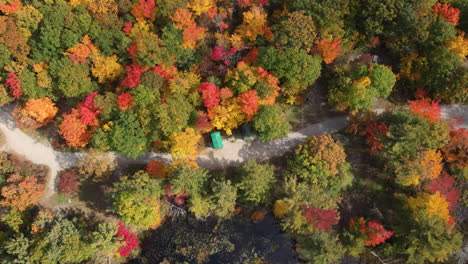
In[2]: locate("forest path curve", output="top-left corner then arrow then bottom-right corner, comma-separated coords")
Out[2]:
0,105 -> 466,202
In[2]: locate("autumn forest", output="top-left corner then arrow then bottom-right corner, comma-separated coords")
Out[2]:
0,0 -> 467,263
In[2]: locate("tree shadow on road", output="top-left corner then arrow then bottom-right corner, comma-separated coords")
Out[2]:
54,152 -> 83,170
237,116 -> 349,165
0,104 -> 17,129
197,150 -> 242,169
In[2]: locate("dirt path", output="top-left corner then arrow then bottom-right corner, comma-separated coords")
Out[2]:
197,115 -> 349,168
0,105 -> 466,202
0,109 -> 62,202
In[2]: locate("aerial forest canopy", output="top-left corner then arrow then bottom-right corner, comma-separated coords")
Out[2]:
0,0 -> 467,263
0,0 -> 464,159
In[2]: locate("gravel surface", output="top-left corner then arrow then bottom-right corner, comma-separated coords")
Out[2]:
0,105 -> 465,203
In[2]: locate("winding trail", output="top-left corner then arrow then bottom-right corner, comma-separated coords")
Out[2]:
0,104 -> 466,201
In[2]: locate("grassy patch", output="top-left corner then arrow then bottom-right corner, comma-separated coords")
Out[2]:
55,193 -> 71,204
0,130 -> 5,147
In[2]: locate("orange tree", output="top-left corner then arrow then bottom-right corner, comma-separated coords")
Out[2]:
58,109 -> 93,148
0,174 -> 44,212
14,97 -> 58,130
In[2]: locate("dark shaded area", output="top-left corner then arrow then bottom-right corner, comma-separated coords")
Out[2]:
78,163 -> 148,213
131,214 -> 298,264
336,133 -> 390,230
78,178 -> 113,213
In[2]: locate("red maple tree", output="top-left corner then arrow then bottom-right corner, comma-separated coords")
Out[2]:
117,92 -> 134,110
242,48 -> 259,64
425,172 -> 459,211
238,90 -> 260,121
366,122 -> 389,153
210,46 -> 237,66
121,64 -> 146,88
199,82 -> 220,109
152,65 -> 177,81
301,206 -> 339,232
348,217 -> 393,247
238,0 -> 269,8
127,41 -> 138,58
238,0 -> 253,7
164,184 -> 187,205
195,111 -> 213,133
131,0 -> 157,21
263,26 -> 273,41
182,24 -> 206,49
122,22 -> 133,35
116,222 -> 139,257
79,92 -> 100,126
58,169 -> 80,196
408,97 -> 441,123
432,2 -> 460,26
5,71 -> 22,99
208,8 -> 229,31
364,221 -> 394,247
146,160 -> 171,179
219,87 -> 233,100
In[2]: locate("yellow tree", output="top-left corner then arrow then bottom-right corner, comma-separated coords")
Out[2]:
91,54 -> 124,83
407,191 -> 450,223
14,97 -> 58,130
397,161 -> 422,187
446,33 -> 468,59
169,127 -> 202,160
273,200 -> 290,218
86,0 -> 118,14
306,134 -> 347,176
419,150 -> 443,181
235,6 -> 267,43
168,71 -> 201,98
32,62 -> 52,89
399,53 -> 424,81
208,98 -> 245,135
187,0 -> 215,16
398,150 -> 443,187
67,0 -> 86,7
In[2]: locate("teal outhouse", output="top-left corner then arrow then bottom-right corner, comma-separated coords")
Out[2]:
211,132 -> 224,149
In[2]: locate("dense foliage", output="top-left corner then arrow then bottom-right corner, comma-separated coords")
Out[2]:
0,0 -> 463,158
112,171 -> 163,230
329,62 -> 396,111
0,0 -> 466,263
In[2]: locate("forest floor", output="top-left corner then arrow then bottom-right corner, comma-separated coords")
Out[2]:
0,104 -> 466,206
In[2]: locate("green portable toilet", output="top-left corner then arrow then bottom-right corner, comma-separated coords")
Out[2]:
211,131 -> 224,149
